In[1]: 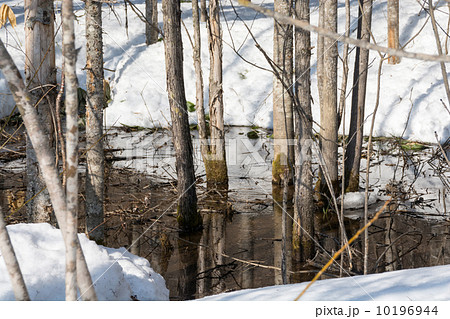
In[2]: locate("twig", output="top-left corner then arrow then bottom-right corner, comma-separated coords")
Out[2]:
364,55 -> 386,274
236,0 -> 450,62
294,199 -> 392,301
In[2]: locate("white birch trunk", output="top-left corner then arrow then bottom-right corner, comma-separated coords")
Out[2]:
0,40 -> 98,301
85,0 -> 105,243
24,0 -> 56,223
62,0 -> 79,301
273,0 -> 294,185
206,0 -> 228,187
0,207 -> 30,301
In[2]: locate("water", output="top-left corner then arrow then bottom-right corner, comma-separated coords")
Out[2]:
1,126 -> 449,300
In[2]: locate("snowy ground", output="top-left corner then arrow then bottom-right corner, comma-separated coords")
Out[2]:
199,263 -> 450,300
1,0 -> 450,302
1,0 -> 450,142
0,223 -> 169,300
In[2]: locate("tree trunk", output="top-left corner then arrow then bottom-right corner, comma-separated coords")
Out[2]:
345,0 -> 372,192
319,0 -> 338,191
0,207 -> 30,301
387,0 -> 400,64
206,0 -> 228,187
62,0 -> 79,300
85,0 -> 105,243
192,0 -> 208,165
24,0 -> 56,223
338,0 -> 351,127
317,0 -> 324,109
146,0 -> 159,45
293,0 -> 314,260
0,39 -> 98,301
272,0 -> 294,185
200,0 -> 207,22
429,0 -> 450,108
162,0 -> 202,232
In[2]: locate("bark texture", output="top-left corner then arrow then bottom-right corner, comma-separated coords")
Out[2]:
345,0 -> 372,192
319,0 -> 338,190
387,0 -> 400,64
163,0 -> 202,232
192,0 -> 209,169
206,0 -> 228,187
24,0 -> 56,223
272,0 -> 294,185
0,39 -> 97,300
0,207 -> 30,301
146,0 -> 159,45
293,0 -> 314,260
200,0 -> 207,22
62,0 -> 79,300
85,0 -> 105,243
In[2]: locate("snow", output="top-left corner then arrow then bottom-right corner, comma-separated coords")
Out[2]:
1,0 -> 450,302
0,223 -> 169,301
339,190 -> 379,210
199,264 -> 450,301
2,224 -> 449,302
1,0 -> 449,142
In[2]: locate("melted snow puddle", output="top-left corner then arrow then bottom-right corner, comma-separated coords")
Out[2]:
1,126 -> 449,300
100,127 -> 450,300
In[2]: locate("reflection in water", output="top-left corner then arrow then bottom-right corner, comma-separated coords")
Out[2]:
97,181 -> 450,300
3,127 -> 450,300
177,233 -> 200,300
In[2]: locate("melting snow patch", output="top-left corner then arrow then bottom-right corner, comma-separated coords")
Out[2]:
0,223 -> 169,301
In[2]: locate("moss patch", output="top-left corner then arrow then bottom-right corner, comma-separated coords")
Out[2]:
204,159 -> 228,186
272,153 -> 292,185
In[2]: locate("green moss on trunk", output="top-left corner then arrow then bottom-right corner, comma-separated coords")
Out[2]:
204,159 -> 228,186
272,153 -> 294,185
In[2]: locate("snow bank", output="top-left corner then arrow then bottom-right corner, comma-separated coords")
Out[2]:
0,223 -> 169,301
199,264 -> 450,301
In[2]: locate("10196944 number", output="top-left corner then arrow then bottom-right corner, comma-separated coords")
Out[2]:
376,306 -> 438,316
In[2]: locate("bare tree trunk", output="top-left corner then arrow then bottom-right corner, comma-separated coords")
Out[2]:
272,0 -> 294,185
24,0 -> 56,223
317,0 -> 324,108
0,40 -> 98,301
338,0 -> 351,127
146,0 -> 159,45
200,0 -> 207,22
85,0 -> 105,243
192,0 -> 208,165
387,0 -> 400,64
293,0 -> 314,260
162,0 -> 202,232
0,207 -> 30,301
62,0 -> 79,300
429,0 -> 450,107
206,0 -> 228,187
319,0 -> 338,191
345,0 -> 372,192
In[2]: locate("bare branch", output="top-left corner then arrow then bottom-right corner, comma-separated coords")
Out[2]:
237,0 -> 450,62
